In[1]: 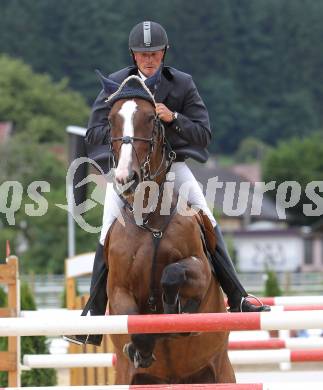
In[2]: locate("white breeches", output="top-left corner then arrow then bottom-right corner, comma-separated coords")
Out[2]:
99,162 -> 217,245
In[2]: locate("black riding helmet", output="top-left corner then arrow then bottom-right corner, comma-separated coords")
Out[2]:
129,21 -> 169,53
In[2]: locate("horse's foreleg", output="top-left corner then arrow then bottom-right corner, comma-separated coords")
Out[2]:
111,288 -> 157,369
161,262 -> 187,313
161,256 -> 209,314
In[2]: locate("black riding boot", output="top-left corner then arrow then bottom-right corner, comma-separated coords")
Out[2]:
64,243 -> 108,346
212,225 -> 270,312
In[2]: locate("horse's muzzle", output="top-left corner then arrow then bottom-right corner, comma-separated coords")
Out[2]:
116,170 -> 139,196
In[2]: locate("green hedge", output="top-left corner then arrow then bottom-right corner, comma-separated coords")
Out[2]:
264,269 -> 282,297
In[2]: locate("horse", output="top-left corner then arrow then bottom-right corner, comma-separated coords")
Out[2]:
99,72 -> 235,384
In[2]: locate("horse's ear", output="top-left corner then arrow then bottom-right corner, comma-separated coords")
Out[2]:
144,64 -> 162,92
95,69 -> 120,95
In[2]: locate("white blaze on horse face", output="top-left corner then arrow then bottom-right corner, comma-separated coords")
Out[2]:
115,100 -> 138,184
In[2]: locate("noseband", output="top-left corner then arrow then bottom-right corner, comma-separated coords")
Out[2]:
109,115 -> 175,181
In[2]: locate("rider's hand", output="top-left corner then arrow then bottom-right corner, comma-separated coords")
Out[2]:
155,103 -> 174,123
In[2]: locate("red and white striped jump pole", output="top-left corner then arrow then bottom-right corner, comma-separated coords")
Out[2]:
18,304 -> 323,320
270,304 -> 323,311
228,337 -> 323,350
2,383 -> 323,390
22,348 -> 323,368
1,311 -> 323,336
229,349 -> 323,365
19,305 -> 323,316
240,295 -> 323,306
23,353 -> 117,369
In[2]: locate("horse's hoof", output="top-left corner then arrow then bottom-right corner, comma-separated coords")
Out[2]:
181,298 -> 201,314
134,351 -> 156,369
123,342 -> 136,362
162,293 -> 181,314
123,343 -> 156,368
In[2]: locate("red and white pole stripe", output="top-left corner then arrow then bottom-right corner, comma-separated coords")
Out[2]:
229,337 -> 323,350
1,311 -> 323,336
229,349 -> 323,365
270,304 -> 323,311
2,383 -> 323,390
22,348 -> 323,369
22,353 -> 117,369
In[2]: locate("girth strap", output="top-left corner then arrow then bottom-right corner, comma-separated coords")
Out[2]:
139,204 -> 178,312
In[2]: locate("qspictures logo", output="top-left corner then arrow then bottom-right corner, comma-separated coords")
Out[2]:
0,157 -> 323,233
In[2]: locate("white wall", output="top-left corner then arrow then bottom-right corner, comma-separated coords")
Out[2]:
234,235 -> 303,272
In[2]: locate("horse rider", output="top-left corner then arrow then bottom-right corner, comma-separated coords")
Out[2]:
66,21 -> 270,346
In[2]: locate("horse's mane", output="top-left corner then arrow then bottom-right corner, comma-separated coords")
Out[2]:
107,75 -> 156,106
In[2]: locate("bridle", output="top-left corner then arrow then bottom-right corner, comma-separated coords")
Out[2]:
109,115 -> 175,182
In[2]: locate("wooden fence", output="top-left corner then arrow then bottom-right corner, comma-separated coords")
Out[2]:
0,255 -> 20,386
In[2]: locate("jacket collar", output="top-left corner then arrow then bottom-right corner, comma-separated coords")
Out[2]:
154,72 -> 172,103
127,65 -> 173,103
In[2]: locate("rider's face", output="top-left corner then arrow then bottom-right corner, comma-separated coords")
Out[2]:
133,50 -> 164,78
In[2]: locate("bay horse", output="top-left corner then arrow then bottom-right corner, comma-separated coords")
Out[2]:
99,72 -> 235,384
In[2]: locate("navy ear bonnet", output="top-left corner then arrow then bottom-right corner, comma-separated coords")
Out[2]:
95,66 -> 162,107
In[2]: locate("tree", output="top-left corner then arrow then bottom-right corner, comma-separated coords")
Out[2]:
235,137 -> 270,163
264,269 -> 281,297
0,55 -> 96,273
0,139 -> 67,273
262,132 -> 323,225
0,55 -> 89,142
1,1 -> 323,150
